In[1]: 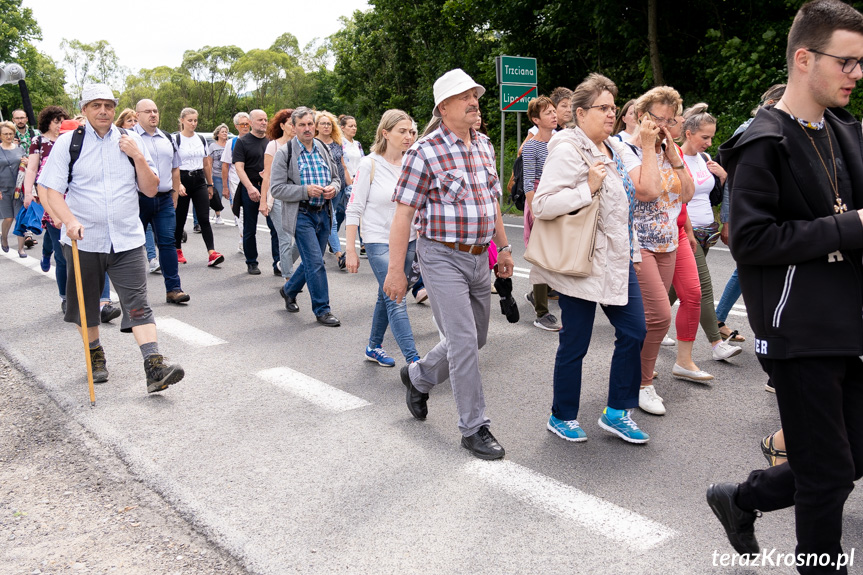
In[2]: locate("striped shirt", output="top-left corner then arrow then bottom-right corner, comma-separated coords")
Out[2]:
37,122 -> 157,253
296,139 -> 332,207
393,123 -> 501,245
133,125 -> 179,193
521,139 -> 549,194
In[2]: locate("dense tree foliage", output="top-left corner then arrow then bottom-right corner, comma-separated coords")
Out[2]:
0,0 -> 68,119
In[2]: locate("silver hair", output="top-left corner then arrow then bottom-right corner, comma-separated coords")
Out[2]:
291,106 -> 315,125
233,112 -> 250,125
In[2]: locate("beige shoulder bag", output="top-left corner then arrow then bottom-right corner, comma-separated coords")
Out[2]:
524,141 -> 602,277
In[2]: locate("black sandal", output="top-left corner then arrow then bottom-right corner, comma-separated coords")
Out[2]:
760,433 -> 787,467
718,321 -> 746,342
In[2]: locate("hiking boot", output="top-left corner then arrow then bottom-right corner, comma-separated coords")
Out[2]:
144,354 -> 184,394
166,290 -> 191,304
89,345 -> 108,383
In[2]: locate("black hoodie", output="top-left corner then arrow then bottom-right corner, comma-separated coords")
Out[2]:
718,105 -> 863,359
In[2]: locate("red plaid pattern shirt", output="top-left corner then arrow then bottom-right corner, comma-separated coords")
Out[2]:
392,123 -> 501,245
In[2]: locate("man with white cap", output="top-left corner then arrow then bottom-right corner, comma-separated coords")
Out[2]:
384,68 -> 515,459
38,84 -> 185,394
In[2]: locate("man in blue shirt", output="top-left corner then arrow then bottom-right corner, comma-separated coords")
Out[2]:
134,99 -> 189,304
38,84 -> 185,394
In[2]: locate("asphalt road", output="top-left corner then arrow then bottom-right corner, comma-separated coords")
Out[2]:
1,213 -> 860,575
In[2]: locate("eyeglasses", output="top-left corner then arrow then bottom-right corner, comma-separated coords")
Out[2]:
648,110 -> 678,127
588,104 -> 618,115
807,48 -> 863,74
236,122 -> 250,127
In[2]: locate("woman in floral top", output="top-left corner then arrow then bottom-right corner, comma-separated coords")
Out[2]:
618,87 -> 694,416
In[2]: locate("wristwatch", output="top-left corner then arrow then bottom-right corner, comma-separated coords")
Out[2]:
498,244 -> 512,254
207,183 -> 214,187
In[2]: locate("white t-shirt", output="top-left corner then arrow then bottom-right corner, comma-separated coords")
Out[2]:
614,130 -> 633,142
342,139 -> 364,178
683,152 -> 716,227
220,138 -> 240,192
178,134 -> 206,171
344,153 -> 416,244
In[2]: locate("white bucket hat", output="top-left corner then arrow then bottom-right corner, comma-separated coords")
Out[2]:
432,69 -> 485,118
79,84 -> 119,109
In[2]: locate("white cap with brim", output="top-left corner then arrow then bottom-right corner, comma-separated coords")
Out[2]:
432,69 -> 486,118
79,84 -> 119,109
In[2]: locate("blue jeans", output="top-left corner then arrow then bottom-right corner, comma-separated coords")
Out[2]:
240,184 -> 279,267
552,264 -> 646,420
42,226 -> 53,257
139,193 -> 181,293
284,207 -> 331,317
715,268 -> 741,323
46,224 -> 66,298
366,241 -> 418,361
145,224 -> 156,261
327,185 -> 350,253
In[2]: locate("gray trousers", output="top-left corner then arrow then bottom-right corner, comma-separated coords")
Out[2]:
408,236 -> 491,437
269,199 -> 299,279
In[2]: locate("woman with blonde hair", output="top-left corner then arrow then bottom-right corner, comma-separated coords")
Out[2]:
345,109 -> 420,366
316,110 -> 353,269
617,86 -> 696,415
114,108 -> 137,129
173,107 -> 223,267
531,73 -> 649,443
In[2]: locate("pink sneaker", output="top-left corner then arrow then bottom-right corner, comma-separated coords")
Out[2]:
177,249 -> 187,264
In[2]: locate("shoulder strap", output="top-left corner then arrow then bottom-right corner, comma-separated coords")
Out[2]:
284,140 -> 294,176
159,129 -> 177,152
699,152 -> 709,163
175,133 -> 182,148
67,126 -> 86,184
199,134 -> 207,148
231,137 -> 237,150
369,157 -> 375,185
117,127 -> 135,168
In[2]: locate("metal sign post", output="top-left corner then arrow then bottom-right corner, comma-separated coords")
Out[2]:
496,55 -> 537,211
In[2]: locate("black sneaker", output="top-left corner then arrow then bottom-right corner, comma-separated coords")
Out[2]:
247,263 -> 261,275
764,379 -> 775,393
89,345 -> 109,383
401,365 -> 428,420
144,354 -> 184,394
100,303 -> 121,324
193,224 -> 202,233
182,230 -> 187,243
338,253 -> 346,271
359,246 -> 367,259
461,426 -> 505,460
706,483 -> 761,555
61,300 -> 67,314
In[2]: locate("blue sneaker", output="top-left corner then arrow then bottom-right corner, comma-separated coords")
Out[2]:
598,407 -> 650,444
365,346 -> 396,367
40,253 -> 51,272
547,414 -> 587,442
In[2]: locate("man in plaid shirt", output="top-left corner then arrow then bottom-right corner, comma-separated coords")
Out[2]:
384,69 -> 515,460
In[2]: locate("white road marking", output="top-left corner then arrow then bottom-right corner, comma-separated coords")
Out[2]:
156,317 -> 227,347
256,367 -> 371,412
464,460 -> 677,550
1,246 -> 51,273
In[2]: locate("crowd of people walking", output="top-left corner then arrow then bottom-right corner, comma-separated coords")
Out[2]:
2,2 -> 861,571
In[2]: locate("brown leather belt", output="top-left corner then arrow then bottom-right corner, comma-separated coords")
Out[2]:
429,238 -> 488,255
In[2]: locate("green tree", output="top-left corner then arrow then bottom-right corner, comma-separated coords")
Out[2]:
180,45 -> 245,126
60,38 -> 127,99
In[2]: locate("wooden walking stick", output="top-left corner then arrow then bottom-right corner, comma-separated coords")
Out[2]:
70,239 -> 96,406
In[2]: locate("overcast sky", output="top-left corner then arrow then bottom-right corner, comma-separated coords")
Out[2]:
24,0 -> 370,74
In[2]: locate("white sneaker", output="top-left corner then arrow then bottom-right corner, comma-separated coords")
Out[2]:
661,334 -> 676,346
214,214 -> 223,225
712,340 -> 743,361
671,363 -> 714,383
237,241 -> 244,254
639,385 -> 666,415
148,258 -> 161,274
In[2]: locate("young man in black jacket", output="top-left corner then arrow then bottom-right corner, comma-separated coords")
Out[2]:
709,1 -> 863,572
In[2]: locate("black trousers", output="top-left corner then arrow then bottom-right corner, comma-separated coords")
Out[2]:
736,356 -> 863,574
175,170 -> 214,251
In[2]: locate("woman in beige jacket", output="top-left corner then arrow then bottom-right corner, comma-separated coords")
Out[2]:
531,73 -> 649,445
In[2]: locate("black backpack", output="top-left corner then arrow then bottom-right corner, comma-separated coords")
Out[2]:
509,154 -> 526,210
174,132 -> 208,153
68,126 -> 134,183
